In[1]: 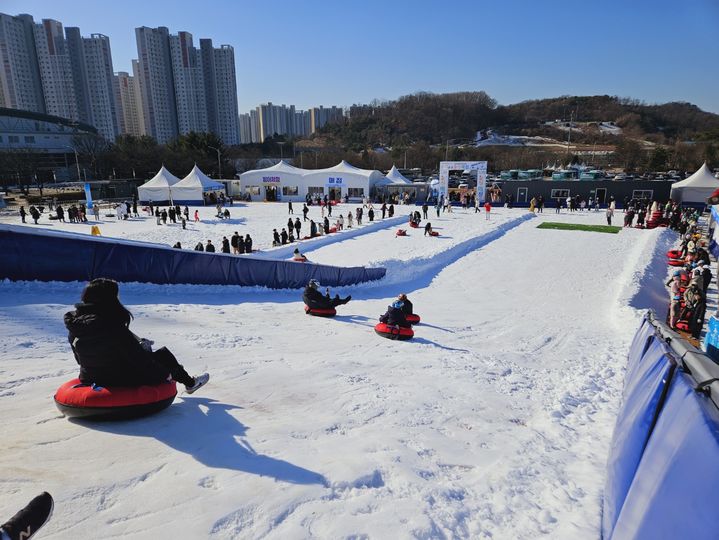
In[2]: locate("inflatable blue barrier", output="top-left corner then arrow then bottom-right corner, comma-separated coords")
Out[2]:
0,225 -> 385,289
610,373 -> 719,540
602,312 -> 719,539
602,339 -> 676,538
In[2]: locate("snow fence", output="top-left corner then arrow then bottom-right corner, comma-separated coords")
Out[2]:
0,224 -> 385,288
602,311 -> 719,540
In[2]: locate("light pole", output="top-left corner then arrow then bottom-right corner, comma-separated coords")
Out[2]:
64,145 -> 81,181
208,145 -> 222,179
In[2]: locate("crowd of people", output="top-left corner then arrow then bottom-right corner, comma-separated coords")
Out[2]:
666,206 -> 713,339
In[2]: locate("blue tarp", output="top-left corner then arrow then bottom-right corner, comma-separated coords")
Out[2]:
0,225 -> 386,289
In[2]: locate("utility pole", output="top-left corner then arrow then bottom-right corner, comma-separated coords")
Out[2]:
566,111 -> 573,157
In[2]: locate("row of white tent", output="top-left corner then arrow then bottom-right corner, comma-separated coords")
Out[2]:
137,165 -> 225,203
238,161 -> 414,202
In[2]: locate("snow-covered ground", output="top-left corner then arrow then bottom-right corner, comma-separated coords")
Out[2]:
0,203 -> 671,539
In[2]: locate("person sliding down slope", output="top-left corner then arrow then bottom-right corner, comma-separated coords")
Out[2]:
64,278 -> 209,394
302,279 -> 351,310
379,300 -> 411,328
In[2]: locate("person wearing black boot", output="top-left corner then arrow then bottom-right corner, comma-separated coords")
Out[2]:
64,279 -> 209,393
302,279 -> 351,310
0,491 -> 54,540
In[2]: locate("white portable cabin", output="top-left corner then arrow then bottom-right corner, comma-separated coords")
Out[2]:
172,165 -> 225,205
137,166 -> 181,204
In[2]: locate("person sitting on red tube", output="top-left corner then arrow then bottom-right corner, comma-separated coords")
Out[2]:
302,279 -> 351,310
379,300 -> 411,328
64,278 -> 209,393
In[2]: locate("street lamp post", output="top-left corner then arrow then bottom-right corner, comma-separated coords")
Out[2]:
208,145 -> 222,179
64,145 -> 81,181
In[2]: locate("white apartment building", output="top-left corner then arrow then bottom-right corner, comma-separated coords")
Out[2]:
169,31 -> 207,135
66,28 -> 118,141
33,19 -> 78,121
135,26 -> 178,144
113,70 -> 144,136
0,13 -> 45,113
209,43 -> 239,145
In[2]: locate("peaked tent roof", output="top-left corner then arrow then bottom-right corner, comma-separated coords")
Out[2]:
670,163 -> 719,204
175,164 -> 224,190
262,160 -> 307,174
141,165 -> 182,187
670,163 -> 718,189
383,165 -> 413,185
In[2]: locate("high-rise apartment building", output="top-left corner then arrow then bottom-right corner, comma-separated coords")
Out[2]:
201,40 -> 239,145
169,31 -> 207,135
66,28 -> 118,140
135,27 -> 240,145
113,69 -> 144,136
33,19 -> 78,120
245,103 -> 342,143
0,13 -> 45,113
309,105 -> 343,133
135,26 -> 177,144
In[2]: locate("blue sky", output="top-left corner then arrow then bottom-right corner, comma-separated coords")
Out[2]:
6,0 -> 719,114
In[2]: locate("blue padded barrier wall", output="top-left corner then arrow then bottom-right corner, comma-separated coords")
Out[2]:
0,225 -> 386,288
602,312 -> 719,539
602,338 -> 676,538
610,373 -> 719,540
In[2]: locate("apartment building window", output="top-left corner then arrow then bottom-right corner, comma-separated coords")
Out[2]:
8,135 -> 19,143
25,136 -> 35,143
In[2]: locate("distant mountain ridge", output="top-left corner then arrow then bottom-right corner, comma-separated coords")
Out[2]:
321,93 -> 719,150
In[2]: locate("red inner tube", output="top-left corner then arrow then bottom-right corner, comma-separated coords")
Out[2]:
374,322 -> 414,340
405,313 -> 421,324
55,378 -> 177,408
304,305 -> 337,317
667,259 -> 685,267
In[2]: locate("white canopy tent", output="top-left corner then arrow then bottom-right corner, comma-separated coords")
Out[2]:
375,165 -> 413,186
137,166 -> 181,203
669,163 -> 719,204
239,160 -> 386,202
172,165 -> 225,204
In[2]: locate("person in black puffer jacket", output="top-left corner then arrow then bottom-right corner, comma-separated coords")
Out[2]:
64,278 -> 208,392
379,300 -> 411,328
302,279 -> 351,310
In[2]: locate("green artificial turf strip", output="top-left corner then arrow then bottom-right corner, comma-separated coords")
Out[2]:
537,222 -> 622,234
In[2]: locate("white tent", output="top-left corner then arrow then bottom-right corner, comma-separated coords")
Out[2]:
137,166 -> 181,203
239,160 -> 385,202
377,165 -> 413,186
670,163 -> 719,204
172,165 -> 225,204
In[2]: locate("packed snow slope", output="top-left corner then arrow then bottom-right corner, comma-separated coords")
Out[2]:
0,204 -> 671,539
